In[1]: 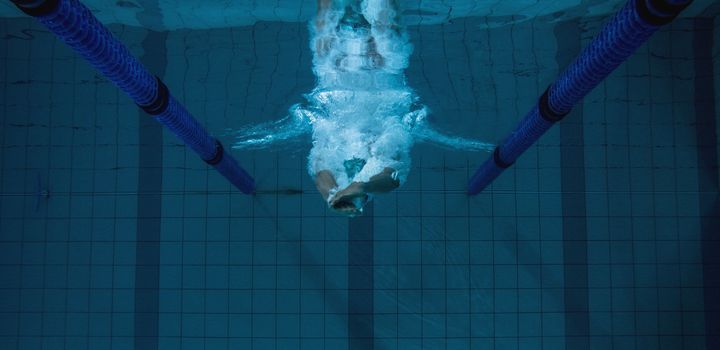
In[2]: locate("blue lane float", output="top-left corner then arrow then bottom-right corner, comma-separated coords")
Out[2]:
468,0 -> 693,195
11,0 -> 256,194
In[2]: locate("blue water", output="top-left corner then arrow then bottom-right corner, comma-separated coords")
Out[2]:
0,0 -> 719,349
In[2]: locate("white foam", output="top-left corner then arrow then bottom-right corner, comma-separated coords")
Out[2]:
302,88 -> 416,189
233,0 -> 493,197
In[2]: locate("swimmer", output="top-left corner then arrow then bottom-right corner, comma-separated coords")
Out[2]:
232,0 -> 493,216
307,0 -> 417,216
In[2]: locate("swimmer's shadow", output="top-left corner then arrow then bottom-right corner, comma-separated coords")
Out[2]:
253,188 -> 304,196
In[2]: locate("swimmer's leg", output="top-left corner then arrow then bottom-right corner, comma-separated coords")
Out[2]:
314,0 -> 337,57
315,0 -> 332,36
362,0 -> 399,32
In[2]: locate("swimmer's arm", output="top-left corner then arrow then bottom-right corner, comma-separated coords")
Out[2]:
318,171 -> 363,215
328,167 -> 398,213
315,170 -> 339,202
361,167 -> 400,193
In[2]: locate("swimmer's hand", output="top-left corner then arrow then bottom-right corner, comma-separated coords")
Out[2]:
330,182 -> 368,216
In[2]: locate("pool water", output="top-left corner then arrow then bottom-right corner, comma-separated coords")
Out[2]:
0,0 -> 719,349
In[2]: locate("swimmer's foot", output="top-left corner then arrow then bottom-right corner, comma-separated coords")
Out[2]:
330,182 -> 368,216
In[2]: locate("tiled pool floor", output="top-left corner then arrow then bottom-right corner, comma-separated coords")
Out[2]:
0,8 -> 719,350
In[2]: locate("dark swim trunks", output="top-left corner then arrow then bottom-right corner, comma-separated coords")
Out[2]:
343,157 -> 367,179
